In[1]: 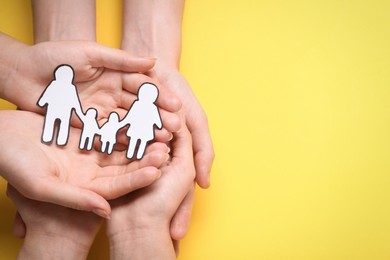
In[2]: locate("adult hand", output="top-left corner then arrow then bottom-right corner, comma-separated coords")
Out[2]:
121,0 -> 214,189
147,67 -> 212,243
106,118 -> 195,259
0,33 -> 157,114
7,184 -> 100,260
151,64 -> 214,188
0,110 -> 170,218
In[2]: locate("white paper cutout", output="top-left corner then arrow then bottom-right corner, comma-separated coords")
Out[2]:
79,108 -> 99,151
37,65 -> 83,146
121,83 -> 163,159
37,64 -> 163,160
100,112 -> 121,155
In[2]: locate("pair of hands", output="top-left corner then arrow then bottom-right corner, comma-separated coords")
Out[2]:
1,35 -> 210,257
5,111 -> 193,259
1,37 -> 181,212
5,111 -> 194,259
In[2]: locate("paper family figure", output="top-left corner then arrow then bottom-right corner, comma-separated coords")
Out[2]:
37,64 -> 163,160
100,112 -> 122,155
121,83 -> 163,159
37,65 -> 83,146
79,108 -> 99,151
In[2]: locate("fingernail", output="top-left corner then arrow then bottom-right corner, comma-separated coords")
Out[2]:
168,132 -> 173,141
202,167 -> 211,188
92,208 -> 111,219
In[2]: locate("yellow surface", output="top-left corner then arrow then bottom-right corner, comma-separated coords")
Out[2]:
1,0 -> 390,259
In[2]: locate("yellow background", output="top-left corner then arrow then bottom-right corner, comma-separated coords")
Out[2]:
1,0 -> 390,259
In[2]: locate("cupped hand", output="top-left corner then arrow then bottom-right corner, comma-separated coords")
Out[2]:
106,116 -> 195,242
151,65 -> 214,188
148,66 -> 213,242
0,110 -> 170,218
3,40 -> 156,112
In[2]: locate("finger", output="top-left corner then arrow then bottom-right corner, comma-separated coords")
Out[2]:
121,152 -> 168,174
155,84 -> 182,113
171,119 -> 194,165
154,127 -> 173,143
122,73 -> 182,112
160,109 -> 181,133
170,184 -> 195,240
96,149 -> 135,168
87,43 -> 156,73
144,141 -> 170,154
13,211 -> 26,238
89,167 -> 161,200
120,90 -> 136,111
188,112 -> 215,189
20,180 -> 112,219
98,142 -> 168,168
125,149 -> 169,173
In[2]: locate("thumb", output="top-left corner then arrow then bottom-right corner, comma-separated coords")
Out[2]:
87,43 -> 156,72
170,183 -> 195,240
19,180 -> 112,219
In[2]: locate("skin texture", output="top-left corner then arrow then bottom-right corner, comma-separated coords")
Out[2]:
0,34 -> 171,115
122,0 -> 215,189
4,1 -> 206,256
107,118 -> 195,260
121,0 -> 214,243
0,110 -> 170,217
6,133 -> 170,260
7,184 -> 101,260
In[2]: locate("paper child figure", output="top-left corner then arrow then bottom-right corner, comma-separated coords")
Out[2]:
37,65 -> 84,145
121,82 -> 162,159
79,108 -> 100,151
100,112 -> 121,155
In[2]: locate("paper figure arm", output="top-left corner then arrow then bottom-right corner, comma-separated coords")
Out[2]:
154,107 -> 163,130
37,93 -> 47,107
37,83 -> 53,107
69,85 -> 85,120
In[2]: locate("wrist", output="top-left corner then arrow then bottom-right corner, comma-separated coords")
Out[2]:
0,33 -> 28,102
32,0 -> 96,42
18,232 -> 91,260
121,36 -> 180,70
17,211 -> 101,260
121,0 -> 184,69
108,223 -> 175,260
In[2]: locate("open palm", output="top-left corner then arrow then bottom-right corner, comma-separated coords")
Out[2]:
0,110 -> 169,217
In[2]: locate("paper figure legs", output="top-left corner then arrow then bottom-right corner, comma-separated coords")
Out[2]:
79,108 -> 100,151
121,83 -> 162,159
100,112 -> 121,155
37,65 -> 84,146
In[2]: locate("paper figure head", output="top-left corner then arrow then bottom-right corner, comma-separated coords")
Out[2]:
54,65 -> 74,83
108,111 -> 120,122
85,108 -> 97,119
138,83 -> 159,102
